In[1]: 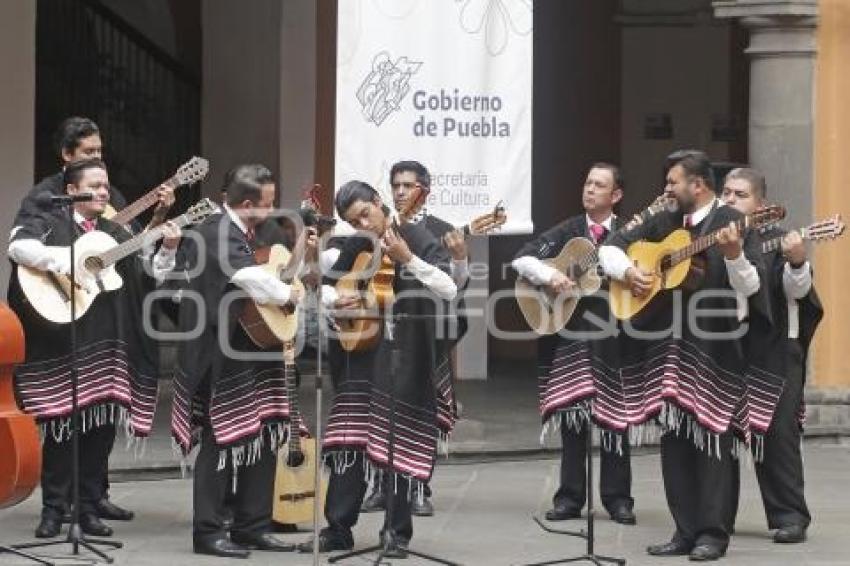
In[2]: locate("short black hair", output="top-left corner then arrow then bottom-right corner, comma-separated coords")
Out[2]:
224,164 -> 275,206
390,160 -> 431,188
54,117 -> 100,158
589,162 -> 624,190
666,149 -> 715,191
62,157 -> 107,189
335,180 -> 380,217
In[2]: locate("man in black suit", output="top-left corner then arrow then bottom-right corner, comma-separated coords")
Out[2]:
512,163 -> 636,526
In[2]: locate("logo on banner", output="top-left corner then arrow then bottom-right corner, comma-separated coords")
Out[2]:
356,51 -> 422,126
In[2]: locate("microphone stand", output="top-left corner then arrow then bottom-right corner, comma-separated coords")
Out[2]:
11,197 -> 123,563
328,312 -> 459,566
520,412 -> 625,566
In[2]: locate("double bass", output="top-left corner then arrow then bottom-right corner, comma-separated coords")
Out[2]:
0,302 -> 40,509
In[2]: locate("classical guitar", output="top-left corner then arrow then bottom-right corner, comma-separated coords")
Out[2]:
103,156 -> 209,226
272,341 -> 326,525
240,185 -> 336,349
18,198 -> 218,324
761,214 -> 845,254
608,204 -> 787,321
334,187 -> 430,353
515,195 -> 671,335
0,303 -> 40,510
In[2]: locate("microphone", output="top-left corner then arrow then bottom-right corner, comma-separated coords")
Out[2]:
35,192 -> 96,208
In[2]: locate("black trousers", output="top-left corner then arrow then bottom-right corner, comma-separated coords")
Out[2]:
193,425 -> 276,538
661,430 -> 736,549
553,418 -> 633,514
41,421 -> 114,518
324,452 -> 413,543
754,339 -> 810,529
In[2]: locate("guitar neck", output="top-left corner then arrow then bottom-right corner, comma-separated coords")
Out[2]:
668,217 -> 747,267
96,210 -> 191,267
283,359 -> 301,451
110,177 -> 178,226
762,226 -> 812,254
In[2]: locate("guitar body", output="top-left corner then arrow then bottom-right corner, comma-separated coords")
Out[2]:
272,437 -> 327,525
515,237 -> 601,335
0,303 -> 41,509
239,244 -> 306,349
335,251 -> 392,352
609,229 -> 693,320
17,231 -> 124,324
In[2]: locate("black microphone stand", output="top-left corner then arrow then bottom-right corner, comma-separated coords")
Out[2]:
520,412 -> 625,566
328,312 -> 459,566
11,197 -> 122,563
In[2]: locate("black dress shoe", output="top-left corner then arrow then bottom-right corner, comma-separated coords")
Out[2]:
689,543 -> 726,561
35,516 -> 61,539
230,532 -> 295,552
79,514 -> 113,537
412,497 -> 435,517
544,506 -> 581,521
382,539 -> 409,559
361,489 -> 386,513
95,498 -> 135,521
647,539 -> 693,556
608,505 -> 636,525
193,536 -> 250,558
774,524 -> 807,543
297,532 -> 354,553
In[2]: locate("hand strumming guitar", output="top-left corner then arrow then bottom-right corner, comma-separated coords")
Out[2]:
624,266 -> 655,298
443,230 -> 468,261
547,271 -> 575,295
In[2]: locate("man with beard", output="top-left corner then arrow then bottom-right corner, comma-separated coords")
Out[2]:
599,150 -> 769,561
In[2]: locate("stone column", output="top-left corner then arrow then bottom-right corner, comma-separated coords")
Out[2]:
0,1 -> 36,297
713,0 -> 818,230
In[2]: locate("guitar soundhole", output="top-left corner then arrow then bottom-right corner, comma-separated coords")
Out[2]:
659,254 -> 672,273
286,449 -> 305,468
84,256 -> 104,274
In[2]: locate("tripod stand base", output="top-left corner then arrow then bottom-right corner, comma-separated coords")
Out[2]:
329,542 -> 460,566
522,553 -> 626,566
0,544 -> 56,566
11,527 -> 123,564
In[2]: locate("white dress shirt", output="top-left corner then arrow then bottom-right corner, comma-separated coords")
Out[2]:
512,214 -> 613,285
223,204 -> 294,306
783,261 -> 813,338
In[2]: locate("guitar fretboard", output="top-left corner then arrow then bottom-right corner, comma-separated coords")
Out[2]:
97,211 -> 191,267
283,358 -> 301,453
762,227 -> 811,254
667,217 -> 748,267
110,176 -> 178,226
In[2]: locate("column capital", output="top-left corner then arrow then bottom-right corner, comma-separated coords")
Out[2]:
712,0 -> 817,19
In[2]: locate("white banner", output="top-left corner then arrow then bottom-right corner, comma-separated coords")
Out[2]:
335,0 -> 533,234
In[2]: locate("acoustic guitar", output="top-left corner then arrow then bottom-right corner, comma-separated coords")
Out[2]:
515,195 -> 670,335
272,341 -> 326,525
0,303 -> 40,509
103,156 -> 209,226
608,204 -> 786,321
335,202 -> 506,352
18,198 -> 218,324
239,185 -> 336,349
334,188 -> 429,353
761,214 -> 845,254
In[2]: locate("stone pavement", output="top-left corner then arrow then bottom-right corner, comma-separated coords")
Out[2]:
2,441 -> 849,566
